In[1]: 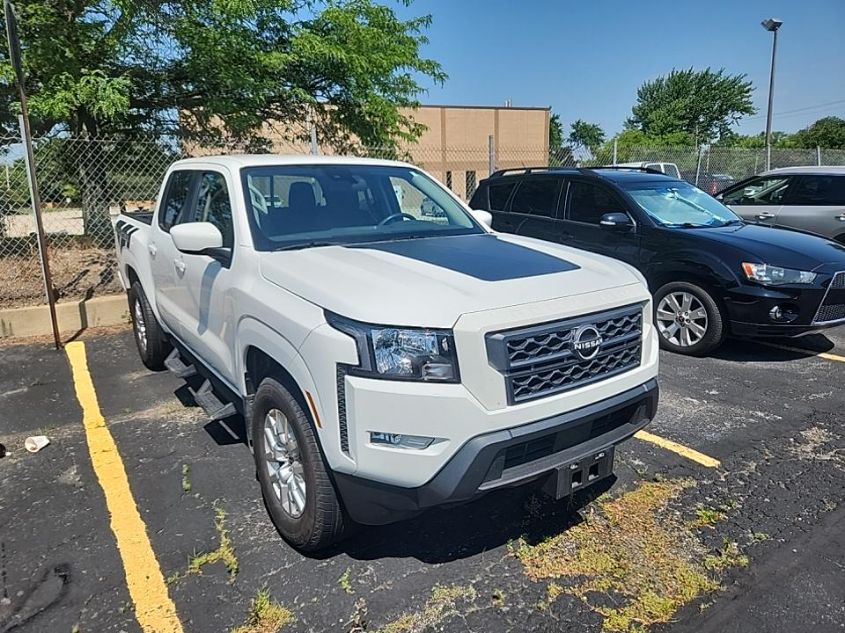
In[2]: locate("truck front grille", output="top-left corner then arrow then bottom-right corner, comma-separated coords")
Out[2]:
487,304 -> 643,404
813,272 -> 845,324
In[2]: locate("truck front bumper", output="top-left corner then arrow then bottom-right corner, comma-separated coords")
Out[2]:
334,378 -> 658,525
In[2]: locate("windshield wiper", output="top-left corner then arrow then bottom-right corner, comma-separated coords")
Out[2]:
275,241 -> 341,251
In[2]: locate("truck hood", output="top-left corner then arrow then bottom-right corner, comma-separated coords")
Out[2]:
259,233 -> 643,327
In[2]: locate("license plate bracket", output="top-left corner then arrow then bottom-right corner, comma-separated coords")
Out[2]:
544,446 -> 615,500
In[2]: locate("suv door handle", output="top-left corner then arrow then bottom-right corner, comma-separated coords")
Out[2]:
756,211 -> 776,220
147,243 -> 157,257
836,214 -> 845,222
173,259 -> 186,275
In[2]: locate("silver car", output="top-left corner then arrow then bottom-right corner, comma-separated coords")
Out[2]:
717,166 -> 845,244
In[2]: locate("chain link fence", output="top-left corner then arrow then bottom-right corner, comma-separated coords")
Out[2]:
1,134 -> 844,309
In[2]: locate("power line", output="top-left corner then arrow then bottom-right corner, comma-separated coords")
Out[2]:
744,98 -> 845,122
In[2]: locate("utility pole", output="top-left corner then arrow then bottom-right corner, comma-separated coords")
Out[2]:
762,18 -> 783,171
4,0 -> 62,348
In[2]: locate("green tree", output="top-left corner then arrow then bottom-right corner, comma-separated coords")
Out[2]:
627,68 -> 755,144
1,0 -> 445,240
793,117 -> 845,149
568,119 -> 605,153
549,113 -> 564,152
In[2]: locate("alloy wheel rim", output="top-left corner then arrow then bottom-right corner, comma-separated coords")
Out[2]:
133,299 -> 147,353
656,292 -> 708,347
263,408 -> 307,518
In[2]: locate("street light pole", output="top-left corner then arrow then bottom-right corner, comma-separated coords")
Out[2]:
762,18 -> 783,171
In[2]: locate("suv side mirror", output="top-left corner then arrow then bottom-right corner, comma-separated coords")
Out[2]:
171,222 -> 224,254
599,212 -> 633,231
470,209 -> 493,228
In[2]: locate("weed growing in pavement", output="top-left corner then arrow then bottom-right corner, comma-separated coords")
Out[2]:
184,502 -> 238,582
514,479 -> 748,632
231,587 -> 294,633
374,584 -> 477,633
181,464 -> 192,494
687,506 -> 727,529
339,567 -> 353,594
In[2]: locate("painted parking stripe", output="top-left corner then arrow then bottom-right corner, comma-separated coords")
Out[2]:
634,430 -> 721,468
65,342 -> 184,633
755,340 -> 845,364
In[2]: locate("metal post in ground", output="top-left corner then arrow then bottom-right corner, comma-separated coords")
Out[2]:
694,145 -> 704,187
488,135 -> 495,176
4,0 -> 61,348
612,138 -> 618,165
817,146 -> 822,166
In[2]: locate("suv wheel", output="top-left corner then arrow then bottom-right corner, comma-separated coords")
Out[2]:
128,281 -> 171,369
252,376 -> 345,551
654,281 -> 725,356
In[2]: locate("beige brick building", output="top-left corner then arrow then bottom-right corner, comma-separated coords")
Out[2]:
187,104 -> 550,200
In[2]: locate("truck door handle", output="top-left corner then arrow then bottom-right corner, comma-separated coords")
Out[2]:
173,260 -> 186,275
756,211 -> 775,220
147,243 -> 157,257
836,214 -> 845,222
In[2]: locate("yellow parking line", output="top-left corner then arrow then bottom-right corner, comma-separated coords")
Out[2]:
65,342 -> 183,633
634,430 -> 721,468
755,340 -> 845,363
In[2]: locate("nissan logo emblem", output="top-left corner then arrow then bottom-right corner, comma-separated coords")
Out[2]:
572,325 -> 602,360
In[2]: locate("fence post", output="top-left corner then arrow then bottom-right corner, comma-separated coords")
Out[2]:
487,135 -> 495,176
817,146 -> 822,166
612,138 -> 618,165
694,144 -> 703,187
309,121 -> 318,155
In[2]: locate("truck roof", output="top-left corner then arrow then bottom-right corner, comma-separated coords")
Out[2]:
171,154 -> 416,170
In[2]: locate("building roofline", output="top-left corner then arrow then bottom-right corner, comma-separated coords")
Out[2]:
408,103 -> 551,112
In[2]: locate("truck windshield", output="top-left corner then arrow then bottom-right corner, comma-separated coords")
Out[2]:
624,181 -> 742,228
240,164 -> 483,250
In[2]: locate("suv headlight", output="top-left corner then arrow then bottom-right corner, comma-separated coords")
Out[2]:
742,262 -> 817,286
326,312 -> 460,383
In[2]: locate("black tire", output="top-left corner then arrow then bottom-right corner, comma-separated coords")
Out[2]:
653,281 -> 725,356
127,281 -> 171,369
252,376 -> 344,551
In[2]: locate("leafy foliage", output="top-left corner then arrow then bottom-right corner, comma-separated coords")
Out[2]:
568,119 -> 605,153
627,68 -> 755,144
549,112 -> 564,151
793,116 -> 845,149
0,0 -> 445,148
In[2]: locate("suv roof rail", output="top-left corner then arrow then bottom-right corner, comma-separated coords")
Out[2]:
488,166 -> 576,178
586,165 -> 665,175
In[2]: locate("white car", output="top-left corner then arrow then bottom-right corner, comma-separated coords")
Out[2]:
114,155 -> 659,550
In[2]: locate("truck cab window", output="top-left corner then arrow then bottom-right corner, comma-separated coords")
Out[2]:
159,171 -> 194,231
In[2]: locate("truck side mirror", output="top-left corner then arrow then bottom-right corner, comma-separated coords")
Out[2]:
170,222 -> 224,254
470,209 -> 493,228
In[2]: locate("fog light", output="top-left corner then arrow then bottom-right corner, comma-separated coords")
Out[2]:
369,432 -> 435,450
769,304 -> 799,323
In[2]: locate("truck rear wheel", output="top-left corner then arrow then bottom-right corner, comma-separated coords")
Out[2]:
128,281 -> 171,369
252,376 -> 345,551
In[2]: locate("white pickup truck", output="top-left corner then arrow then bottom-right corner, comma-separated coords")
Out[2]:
114,155 -> 659,551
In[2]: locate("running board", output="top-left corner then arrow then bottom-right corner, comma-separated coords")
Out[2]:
164,348 -> 197,378
189,379 -> 237,420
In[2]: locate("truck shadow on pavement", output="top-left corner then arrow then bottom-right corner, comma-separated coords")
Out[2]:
321,477 -> 615,564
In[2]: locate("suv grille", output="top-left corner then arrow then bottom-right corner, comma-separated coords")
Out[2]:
813,272 -> 845,324
487,304 -> 643,404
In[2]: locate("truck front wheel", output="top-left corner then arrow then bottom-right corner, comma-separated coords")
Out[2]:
252,376 -> 345,551
128,281 -> 171,369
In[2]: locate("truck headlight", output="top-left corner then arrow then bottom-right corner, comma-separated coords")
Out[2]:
326,312 -> 460,383
742,262 -> 817,286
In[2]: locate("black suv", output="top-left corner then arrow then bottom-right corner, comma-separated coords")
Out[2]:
469,167 -> 845,355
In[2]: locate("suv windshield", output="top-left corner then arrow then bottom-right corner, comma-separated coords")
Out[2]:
624,181 -> 741,228
240,164 -> 483,250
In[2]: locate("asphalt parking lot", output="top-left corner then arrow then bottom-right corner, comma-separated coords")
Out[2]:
1,325 -> 843,633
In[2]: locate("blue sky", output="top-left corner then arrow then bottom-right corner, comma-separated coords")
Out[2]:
396,0 -> 845,137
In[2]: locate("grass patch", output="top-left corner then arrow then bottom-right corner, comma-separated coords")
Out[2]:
186,502 -> 238,582
181,464 -> 192,494
339,567 -> 353,594
231,588 -> 294,633
375,584 -> 477,633
687,506 -> 727,529
515,480 -> 747,632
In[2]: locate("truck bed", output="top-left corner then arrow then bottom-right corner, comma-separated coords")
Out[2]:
124,210 -> 154,225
